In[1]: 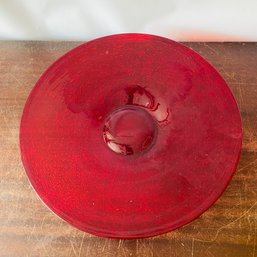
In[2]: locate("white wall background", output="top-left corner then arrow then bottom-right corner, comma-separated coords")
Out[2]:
0,0 -> 257,41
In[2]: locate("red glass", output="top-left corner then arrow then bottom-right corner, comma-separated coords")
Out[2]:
20,34 -> 242,239
103,106 -> 156,155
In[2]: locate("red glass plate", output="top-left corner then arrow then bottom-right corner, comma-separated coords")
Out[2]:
20,34 -> 242,239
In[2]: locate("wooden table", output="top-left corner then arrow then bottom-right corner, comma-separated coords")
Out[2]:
0,42 -> 257,257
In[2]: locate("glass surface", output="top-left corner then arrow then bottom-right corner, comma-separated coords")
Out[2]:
20,34 -> 242,239
103,106 -> 156,155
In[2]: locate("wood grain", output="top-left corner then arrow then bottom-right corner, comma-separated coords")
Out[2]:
0,41 -> 257,257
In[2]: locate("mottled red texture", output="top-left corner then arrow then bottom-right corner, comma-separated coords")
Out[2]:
20,34 -> 242,239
